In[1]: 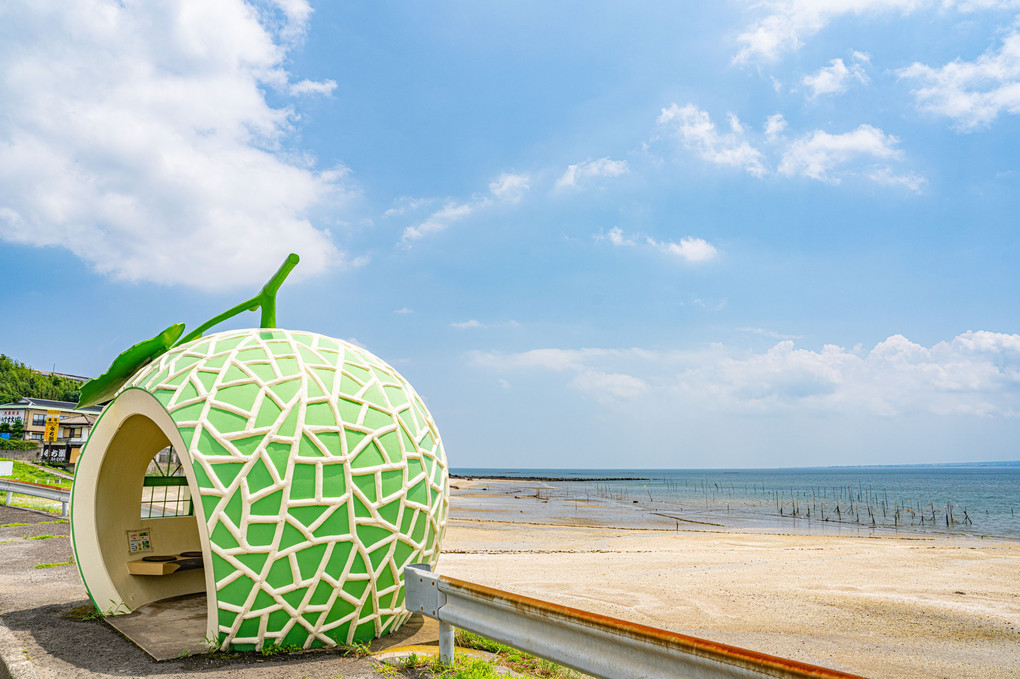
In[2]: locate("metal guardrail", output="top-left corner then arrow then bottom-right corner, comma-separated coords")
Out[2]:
0,478 -> 71,516
404,564 -> 866,679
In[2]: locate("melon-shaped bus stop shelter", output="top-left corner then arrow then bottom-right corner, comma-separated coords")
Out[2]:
70,329 -> 449,658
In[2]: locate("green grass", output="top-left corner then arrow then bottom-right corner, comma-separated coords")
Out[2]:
25,534 -> 62,540
0,457 -> 71,514
0,458 -> 73,488
64,604 -> 104,621
454,631 -> 581,678
381,634 -> 582,679
11,497 -> 64,513
32,560 -> 74,569
39,519 -> 69,525
385,653 -> 534,678
258,642 -> 304,656
341,641 -> 371,658
0,522 -> 29,527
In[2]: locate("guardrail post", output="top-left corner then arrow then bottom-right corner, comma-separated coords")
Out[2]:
61,499 -> 68,516
439,620 -> 455,664
405,563 -> 455,663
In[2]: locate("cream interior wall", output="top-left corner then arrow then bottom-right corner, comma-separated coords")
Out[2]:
96,415 -> 205,608
71,389 -> 216,640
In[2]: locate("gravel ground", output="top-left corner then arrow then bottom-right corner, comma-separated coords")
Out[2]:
0,505 -> 402,679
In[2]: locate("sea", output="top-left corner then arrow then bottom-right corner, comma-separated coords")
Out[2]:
452,464 -> 1020,540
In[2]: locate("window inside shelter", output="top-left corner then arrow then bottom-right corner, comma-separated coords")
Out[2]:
141,446 -> 193,519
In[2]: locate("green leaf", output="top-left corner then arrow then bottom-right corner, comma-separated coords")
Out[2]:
77,323 -> 185,408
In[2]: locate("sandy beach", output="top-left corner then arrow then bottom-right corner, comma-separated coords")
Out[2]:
438,477 -> 1020,679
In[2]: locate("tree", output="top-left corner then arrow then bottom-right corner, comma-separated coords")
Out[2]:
0,354 -> 83,404
10,419 -> 24,440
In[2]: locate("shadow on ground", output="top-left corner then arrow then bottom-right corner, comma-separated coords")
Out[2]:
3,601 -> 432,677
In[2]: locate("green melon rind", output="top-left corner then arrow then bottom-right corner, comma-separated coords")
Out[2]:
124,328 -> 449,649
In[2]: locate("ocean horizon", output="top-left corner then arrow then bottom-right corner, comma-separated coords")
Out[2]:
452,464 -> 1020,540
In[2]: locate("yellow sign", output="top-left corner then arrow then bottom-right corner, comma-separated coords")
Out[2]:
44,410 -> 61,443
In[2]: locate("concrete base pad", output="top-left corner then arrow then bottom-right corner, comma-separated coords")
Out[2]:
369,615 -> 440,653
104,593 -> 208,660
104,593 -> 441,662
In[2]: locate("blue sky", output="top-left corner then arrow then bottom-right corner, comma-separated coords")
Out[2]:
2,1 -> 1020,468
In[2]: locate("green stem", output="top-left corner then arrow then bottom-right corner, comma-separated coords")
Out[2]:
173,253 -> 300,347
259,253 -> 300,329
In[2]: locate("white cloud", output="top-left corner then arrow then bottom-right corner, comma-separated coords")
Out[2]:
393,307 -> 414,315
264,0 -> 314,43
734,0 -> 1016,64
289,78 -> 337,96
726,113 -> 745,134
401,202 -> 475,243
764,113 -> 788,139
734,0 -> 915,63
400,170 -> 528,245
569,370 -> 648,400
779,124 -> 902,182
656,103 -> 920,190
648,236 -> 718,263
899,28 -> 1020,129
658,104 -> 767,177
680,332 -> 1020,416
383,196 -> 434,218
595,227 -> 718,262
737,327 -> 804,340
471,347 -> 646,373
557,157 -> 630,190
489,172 -> 530,202
471,331 -> 1020,415
803,54 -> 870,98
867,167 -> 927,193
451,319 -> 520,330
593,226 -> 635,247
469,347 -> 652,403
0,0 -> 357,290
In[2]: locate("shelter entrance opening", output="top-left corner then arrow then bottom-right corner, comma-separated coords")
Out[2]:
70,389 -> 216,659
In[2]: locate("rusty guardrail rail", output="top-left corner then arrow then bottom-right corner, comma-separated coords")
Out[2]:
404,564 -> 866,679
0,478 -> 71,516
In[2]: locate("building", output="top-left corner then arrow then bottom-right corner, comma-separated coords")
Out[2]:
55,412 -> 100,464
0,397 -> 103,465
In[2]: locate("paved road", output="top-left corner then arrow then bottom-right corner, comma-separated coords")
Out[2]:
0,505 -> 420,679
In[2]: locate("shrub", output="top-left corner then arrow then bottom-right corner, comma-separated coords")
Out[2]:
0,439 -> 37,451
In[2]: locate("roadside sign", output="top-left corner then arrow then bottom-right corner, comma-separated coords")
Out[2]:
0,409 -> 24,425
44,410 -> 61,443
0,460 -> 13,477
